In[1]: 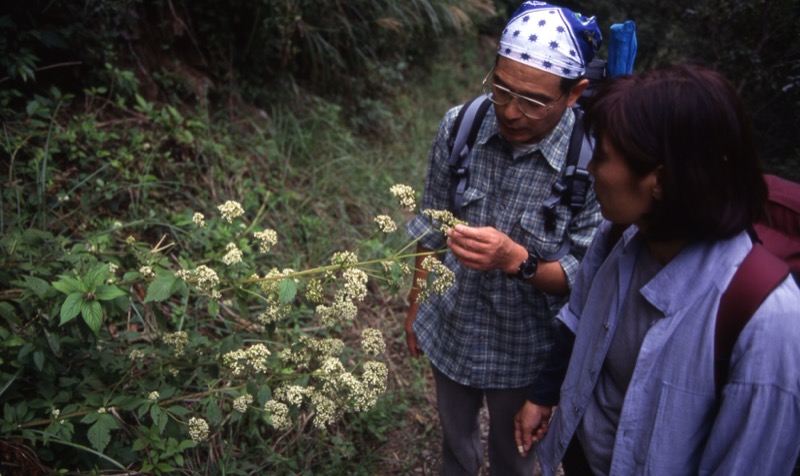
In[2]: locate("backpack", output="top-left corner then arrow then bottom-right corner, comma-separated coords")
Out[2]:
715,173 -> 800,393
446,59 -> 607,262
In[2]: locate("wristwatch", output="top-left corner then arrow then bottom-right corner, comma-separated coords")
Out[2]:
512,250 -> 539,281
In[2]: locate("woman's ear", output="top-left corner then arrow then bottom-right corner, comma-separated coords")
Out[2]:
651,165 -> 664,200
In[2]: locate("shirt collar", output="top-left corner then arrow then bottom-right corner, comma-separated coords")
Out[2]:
622,229 -> 753,317
476,106 -> 575,172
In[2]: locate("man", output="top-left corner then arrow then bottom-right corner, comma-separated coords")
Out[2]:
404,2 -> 604,474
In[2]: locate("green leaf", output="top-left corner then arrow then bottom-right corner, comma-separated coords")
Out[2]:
52,276 -> 82,295
87,413 -> 117,452
178,439 -> 196,451
208,299 -> 220,318
83,265 -> 109,290
144,274 -> 178,303
0,303 -> 21,326
132,438 -> 147,451
206,402 -> 222,425
21,276 -> 56,299
95,285 -> 126,301
278,278 -> 297,304
80,300 -> 103,334
33,350 -> 45,371
80,412 -> 99,425
60,293 -> 84,325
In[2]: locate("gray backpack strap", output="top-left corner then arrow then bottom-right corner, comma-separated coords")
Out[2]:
539,108 -> 594,262
448,95 -> 492,217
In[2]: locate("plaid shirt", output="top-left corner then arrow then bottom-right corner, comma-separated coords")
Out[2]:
407,104 -> 602,388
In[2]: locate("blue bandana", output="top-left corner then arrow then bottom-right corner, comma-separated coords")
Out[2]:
498,1 -> 603,79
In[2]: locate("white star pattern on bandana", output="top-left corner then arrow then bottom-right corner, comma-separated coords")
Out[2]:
498,2 -> 601,79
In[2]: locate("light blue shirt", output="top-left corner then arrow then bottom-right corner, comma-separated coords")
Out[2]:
537,221 -> 800,475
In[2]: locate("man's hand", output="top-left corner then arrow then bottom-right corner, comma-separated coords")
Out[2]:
514,401 -> 554,457
446,225 -> 525,274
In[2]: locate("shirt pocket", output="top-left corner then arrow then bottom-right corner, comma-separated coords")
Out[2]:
640,382 -> 715,474
459,187 -> 487,220
520,203 -> 571,260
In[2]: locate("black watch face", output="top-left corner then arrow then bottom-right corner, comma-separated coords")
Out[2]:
522,263 -> 536,279
519,255 -> 538,280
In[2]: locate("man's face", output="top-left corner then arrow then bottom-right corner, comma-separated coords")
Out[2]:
490,56 -> 584,144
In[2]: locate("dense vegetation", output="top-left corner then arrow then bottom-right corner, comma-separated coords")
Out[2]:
1,0 -> 798,474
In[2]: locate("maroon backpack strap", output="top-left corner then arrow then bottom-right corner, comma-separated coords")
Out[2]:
714,243 -> 790,396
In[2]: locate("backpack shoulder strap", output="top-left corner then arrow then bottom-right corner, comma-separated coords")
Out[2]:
448,95 -> 492,217
539,107 -> 594,261
714,243 -> 790,396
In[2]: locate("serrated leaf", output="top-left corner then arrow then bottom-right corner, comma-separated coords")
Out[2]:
80,300 -> 103,334
80,412 -> 99,424
144,274 -> 178,303
95,285 -> 126,301
86,413 -> 116,452
60,293 -> 84,325
278,278 -> 297,304
52,276 -> 82,295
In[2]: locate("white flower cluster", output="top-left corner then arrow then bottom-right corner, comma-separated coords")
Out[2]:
162,331 -> 189,356
195,265 -> 220,290
422,208 -> 468,232
416,256 -> 456,304
192,212 -> 206,228
373,215 -> 397,233
221,343 -> 271,376
304,278 -> 324,303
341,268 -> 368,301
148,391 -> 160,401
275,384 -> 308,406
361,328 -> 386,356
256,301 -> 292,325
390,184 -> 416,211
315,296 -> 358,327
222,243 -> 243,266
188,417 -> 209,442
139,265 -> 155,278
128,348 -> 146,361
309,392 -> 339,429
218,200 -> 244,223
254,229 -> 278,253
264,400 -> 291,431
330,251 -> 358,267
233,394 -> 253,413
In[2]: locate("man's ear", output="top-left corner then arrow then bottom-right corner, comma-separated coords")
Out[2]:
565,79 -> 589,107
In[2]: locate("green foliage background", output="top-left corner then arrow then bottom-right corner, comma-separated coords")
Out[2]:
1,0 -> 798,474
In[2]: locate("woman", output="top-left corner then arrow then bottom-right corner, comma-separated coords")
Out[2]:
517,64 -> 800,475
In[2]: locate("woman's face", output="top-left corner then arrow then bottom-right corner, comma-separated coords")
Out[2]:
588,138 -> 659,228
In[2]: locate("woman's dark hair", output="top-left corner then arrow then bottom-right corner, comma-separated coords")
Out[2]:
583,63 -> 768,242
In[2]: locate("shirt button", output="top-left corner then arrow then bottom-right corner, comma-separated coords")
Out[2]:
590,368 -> 596,376
604,322 -> 610,330
573,405 -> 579,414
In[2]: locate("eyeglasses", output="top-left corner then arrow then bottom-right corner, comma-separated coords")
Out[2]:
482,67 -> 563,120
